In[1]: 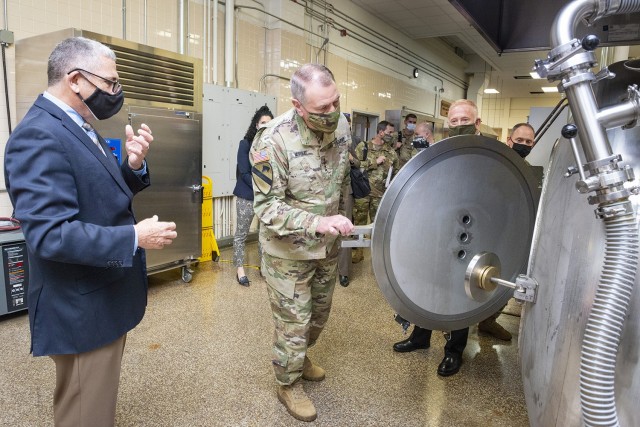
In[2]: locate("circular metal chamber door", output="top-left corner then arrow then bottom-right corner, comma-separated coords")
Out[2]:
371,135 -> 540,331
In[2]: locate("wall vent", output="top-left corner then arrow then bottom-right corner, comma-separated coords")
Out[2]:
15,28 -> 203,121
106,43 -> 198,109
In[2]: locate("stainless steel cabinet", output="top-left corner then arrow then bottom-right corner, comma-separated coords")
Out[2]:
98,105 -> 202,279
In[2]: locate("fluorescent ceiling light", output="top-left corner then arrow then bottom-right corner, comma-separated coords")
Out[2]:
541,86 -> 559,93
484,88 -> 500,94
530,71 -> 542,79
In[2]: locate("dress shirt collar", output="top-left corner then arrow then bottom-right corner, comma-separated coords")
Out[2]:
42,91 -> 85,129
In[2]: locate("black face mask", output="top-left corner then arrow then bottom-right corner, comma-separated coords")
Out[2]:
512,143 -> 532,158
80,87 -> 125,120
412,136 -> 429,150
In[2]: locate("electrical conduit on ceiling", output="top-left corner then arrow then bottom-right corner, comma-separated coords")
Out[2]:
218,1 -> 464,93
298,0 -> 467,89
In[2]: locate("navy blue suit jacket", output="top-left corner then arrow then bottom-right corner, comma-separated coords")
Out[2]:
232,138 -> 254,201
4,95 -> 150,356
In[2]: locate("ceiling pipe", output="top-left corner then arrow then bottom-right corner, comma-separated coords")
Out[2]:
213,0 -> 219,84
236,3 -> 452,94
178,0 -> 187,55
225,0 -> 235,87
122,0 -> 126,40
143,0 -> 148,44
302,0 -> 466,88
204,0 -> 209,83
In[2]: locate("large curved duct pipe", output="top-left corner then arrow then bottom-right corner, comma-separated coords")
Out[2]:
552,0 -> 640,162
581,213 -> 639,426
552,0 -> 640,47
548,1 -> 640,426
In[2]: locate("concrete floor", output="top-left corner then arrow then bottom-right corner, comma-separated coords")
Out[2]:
0,244 -> 529,426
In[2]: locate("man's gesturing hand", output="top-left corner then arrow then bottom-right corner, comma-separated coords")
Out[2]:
125,123 -> 153,170
134,215 -> 177,249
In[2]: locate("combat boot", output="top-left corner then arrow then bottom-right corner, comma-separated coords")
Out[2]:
302,356 -> 325,381
478,318 -> 512,341
352,248 -> 363,263
277,381 -> 317,422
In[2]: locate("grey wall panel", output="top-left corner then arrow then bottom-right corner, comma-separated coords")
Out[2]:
202,85 -> 277,197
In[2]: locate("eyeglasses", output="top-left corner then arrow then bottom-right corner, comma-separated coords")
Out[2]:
68,68 -> 122,93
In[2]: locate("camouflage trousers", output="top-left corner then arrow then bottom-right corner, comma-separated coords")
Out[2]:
353,195 -> 382,225
263,247 -> 339,385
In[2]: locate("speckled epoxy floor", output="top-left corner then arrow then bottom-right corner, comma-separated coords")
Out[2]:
0,243 -> 529,426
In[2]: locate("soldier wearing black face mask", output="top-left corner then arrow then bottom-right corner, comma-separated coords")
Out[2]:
410,122 -> 435,158
507,122 -> 536,159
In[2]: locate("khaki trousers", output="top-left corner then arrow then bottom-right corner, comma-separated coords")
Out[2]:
49,334 -> 127,427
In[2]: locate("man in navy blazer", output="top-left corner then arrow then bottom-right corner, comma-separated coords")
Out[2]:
4,37 -> 177,426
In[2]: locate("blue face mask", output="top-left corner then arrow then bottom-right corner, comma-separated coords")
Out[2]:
406,123 -> 416,132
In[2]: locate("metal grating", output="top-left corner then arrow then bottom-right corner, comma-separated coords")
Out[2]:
106,43 -> 196,108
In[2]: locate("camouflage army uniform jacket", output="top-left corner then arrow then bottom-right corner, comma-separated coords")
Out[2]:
355,139 -> 399,198
397,130 -> 414,168
250,108 -> 351,260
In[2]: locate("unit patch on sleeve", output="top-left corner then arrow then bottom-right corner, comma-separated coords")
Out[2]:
252,152 -> 273,194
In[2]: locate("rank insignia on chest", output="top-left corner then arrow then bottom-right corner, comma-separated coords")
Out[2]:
252,160 -> 273,194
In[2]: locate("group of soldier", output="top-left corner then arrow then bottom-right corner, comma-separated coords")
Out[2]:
348,113 -> 434,266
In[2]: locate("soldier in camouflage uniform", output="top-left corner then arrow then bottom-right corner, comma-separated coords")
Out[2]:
351,120 -> 399,263
250,64 -> 354,422
410,121 -> 435,159
395,113 -> 417,169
